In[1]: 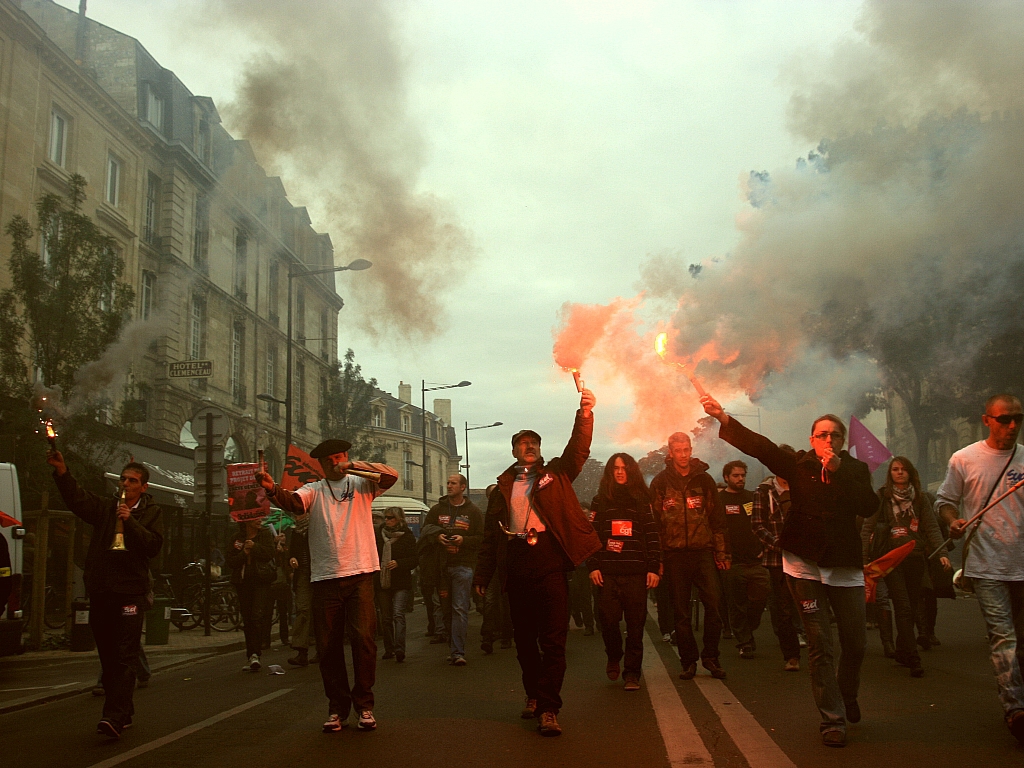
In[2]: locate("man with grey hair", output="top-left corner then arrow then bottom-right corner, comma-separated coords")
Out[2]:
936,393 -> 1024,745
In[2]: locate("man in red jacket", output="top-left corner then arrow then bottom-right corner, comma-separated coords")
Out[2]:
474,388 -> 601,737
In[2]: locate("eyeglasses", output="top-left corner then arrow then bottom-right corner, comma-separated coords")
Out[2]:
812,432 -> 844,441
987,413 -> 1024,425
384,516 -> 397,520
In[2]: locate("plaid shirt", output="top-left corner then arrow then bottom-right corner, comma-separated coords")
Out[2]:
751,478 -> 790,569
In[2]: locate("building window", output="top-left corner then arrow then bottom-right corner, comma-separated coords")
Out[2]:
141,271 -> 155,320
295,286 -> 306,345
197,119 -> 211,164
105,155 -> 120,206
144,173 -> 161,245
234,230 -> 248,302
403,450 -> 413,491
146,84 -> 164,132
231,322 -> 245,405
268,261 -> 279,326
296,362 -> 306,431
372,408 -> 383,428
40,219 -> 60,268
49,111 -> 68,167
192,194 -> 209,271
265,345 -> 278,420
401,413 -> 411,433
189,296 -> 206,360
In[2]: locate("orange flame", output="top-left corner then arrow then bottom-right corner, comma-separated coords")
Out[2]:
45,420 -> 57,440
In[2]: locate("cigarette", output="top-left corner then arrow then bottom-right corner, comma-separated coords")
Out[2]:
571,369 -> 583,393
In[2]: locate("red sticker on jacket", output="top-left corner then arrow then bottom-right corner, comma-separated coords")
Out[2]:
606,540 -> 624,553
122,605 -> 138,617
611,520 -> 633,537
686,496 -> 703,509
725,504 -> 741,515
910,519 -> 919,532
891,526 -> 909,538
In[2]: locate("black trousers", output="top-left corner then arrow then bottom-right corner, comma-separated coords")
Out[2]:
596,572 -> 649,677
481,574 -> 513,643
235,579 -> 267,658
766,565 -> 802,660
886,554 -> 926,664
313,574 -> 377,717
90,592 -> 146,728
664,550 -> 723,666
507,568 -> 570,715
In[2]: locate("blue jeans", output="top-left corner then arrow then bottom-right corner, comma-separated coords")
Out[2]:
447,565 -> 474,659
972,579 -> 1024,717
787,577 -> 865,733
377,588 -> 411,655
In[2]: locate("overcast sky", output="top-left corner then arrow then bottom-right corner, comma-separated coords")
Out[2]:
59,0 -> 877,484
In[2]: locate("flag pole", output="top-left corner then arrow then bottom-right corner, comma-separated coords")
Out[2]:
929,476 -> 1024,560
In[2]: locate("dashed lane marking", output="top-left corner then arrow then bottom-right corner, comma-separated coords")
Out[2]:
642,633 -> 714,766
84,688 -> 293,768
693,676 -> 798,768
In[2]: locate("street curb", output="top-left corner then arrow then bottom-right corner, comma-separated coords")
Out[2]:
0,640 -> 246,715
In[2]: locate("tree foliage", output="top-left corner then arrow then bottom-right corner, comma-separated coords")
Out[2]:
319,348 -> 387,463
572,457 -> 604,507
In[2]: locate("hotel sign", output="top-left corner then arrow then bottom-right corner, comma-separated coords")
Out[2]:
169,360 -> 213,378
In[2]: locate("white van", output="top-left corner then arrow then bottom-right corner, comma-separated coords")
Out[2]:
0,462 -> 25,655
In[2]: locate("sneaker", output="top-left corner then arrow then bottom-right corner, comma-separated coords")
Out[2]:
357,710 -> 377,731
798,633 -> 808,648
583,627 -> 594,636
322,714 -> 346,733
537,711 -> 562,736
481,641 -> 494,654
288,649 -> 309,667
395,650 -> 405,663
739,647 -> 755,660
661,633 -> 672,643
452,655 -> 468,666
382,651 -> 395,660
846,700 -> 861,724
121,717 -> 133,730
702,658 -> 727,679
679,663 -> 697,680
606,659 -> 621,680
1007,709 -> 1024,744
928,634 -> 941,647
784,658 -> 801,672
623,676 -> 641,692
97,719 -> 120,739
722,630 -> 734,640
91,686 -> 105,697
909,660 -> 925,678
822,729 -> 846,748
521,697 -> 538,719
248,654 -> 261,672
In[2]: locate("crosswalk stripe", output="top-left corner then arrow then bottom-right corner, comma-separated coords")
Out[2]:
642,633 -> 714,766
693,676 -> 797,768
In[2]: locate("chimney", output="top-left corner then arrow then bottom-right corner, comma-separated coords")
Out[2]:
433,398 -> 452,426
75,1 -> 88,67
398,381 -> 412,404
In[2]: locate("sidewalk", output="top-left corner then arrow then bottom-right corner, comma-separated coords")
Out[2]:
0,627 -> 248,714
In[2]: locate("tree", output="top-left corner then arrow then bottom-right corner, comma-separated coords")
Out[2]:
572,457 -> 605,506
319,348 -> 387,463
0,175 -> 136,502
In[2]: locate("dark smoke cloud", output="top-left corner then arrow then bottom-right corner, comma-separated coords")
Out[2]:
202,0 -> 474,341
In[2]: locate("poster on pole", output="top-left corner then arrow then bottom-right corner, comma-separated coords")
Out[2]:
226,463 -> 272,522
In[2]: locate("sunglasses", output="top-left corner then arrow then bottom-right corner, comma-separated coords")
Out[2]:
812,432 -> 844,441
988,413 -> 1024,425
385,516 -> 397,520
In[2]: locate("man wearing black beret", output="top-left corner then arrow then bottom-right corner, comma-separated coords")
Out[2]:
257,439 -> 397,733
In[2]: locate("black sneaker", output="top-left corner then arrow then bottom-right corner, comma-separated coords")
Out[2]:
846,700 -> 861,724
97,720 -> 120,739
481,641 -> 494,654
679,663 -> 697,680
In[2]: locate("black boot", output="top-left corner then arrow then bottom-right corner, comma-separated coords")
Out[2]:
879,608 -> 896,659
287,648 -> 309,667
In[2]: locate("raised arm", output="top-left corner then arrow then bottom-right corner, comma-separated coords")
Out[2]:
558,389 -> 596,481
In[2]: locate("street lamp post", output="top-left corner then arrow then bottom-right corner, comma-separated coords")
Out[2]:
274,259 -> 371,455
463,421 -> 502,490
421,380 -> 471,505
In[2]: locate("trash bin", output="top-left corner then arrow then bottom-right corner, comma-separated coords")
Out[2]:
146,597 -> 172,646
69,600 -> 95,652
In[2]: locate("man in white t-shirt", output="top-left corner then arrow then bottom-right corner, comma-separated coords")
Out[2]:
257,439 -> 397,734
936,393 -> 1024,745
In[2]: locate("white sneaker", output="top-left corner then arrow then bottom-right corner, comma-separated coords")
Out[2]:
357,710 -> 377,731
661,633 -> 672,643
249,654 -> 261,672
322,714 -> 346,733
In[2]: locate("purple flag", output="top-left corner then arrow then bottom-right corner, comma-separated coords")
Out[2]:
848,415 -> 892,473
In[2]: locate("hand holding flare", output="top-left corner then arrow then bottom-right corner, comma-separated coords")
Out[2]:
654,332 -> 709,398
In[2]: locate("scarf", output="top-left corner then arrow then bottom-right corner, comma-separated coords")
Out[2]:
379,527 -> 405,589
890,485 -> 916,522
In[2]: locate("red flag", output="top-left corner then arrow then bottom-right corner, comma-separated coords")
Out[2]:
864,540 -> 916,602
848,415 -> 892,473
281,445 -> 324,492
0,511 -> 21,527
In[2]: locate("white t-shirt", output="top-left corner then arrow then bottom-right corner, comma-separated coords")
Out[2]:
935,440 -> 1024,581
295,475 -> 384,582
783,551 -> 864,587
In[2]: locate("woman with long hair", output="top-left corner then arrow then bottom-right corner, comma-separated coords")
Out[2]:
862,457 -> 950,677
375,507 -> 418,663
588,453 -> 662,691
226,518 -> 277,672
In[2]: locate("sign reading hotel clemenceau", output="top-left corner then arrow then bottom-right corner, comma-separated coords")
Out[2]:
169,360 -> 214,378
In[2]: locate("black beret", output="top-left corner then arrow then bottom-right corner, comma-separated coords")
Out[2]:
310,439 -> 352,459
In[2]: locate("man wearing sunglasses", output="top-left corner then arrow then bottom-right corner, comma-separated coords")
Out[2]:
700,396 -> 877,749
936,394 -> 1024,745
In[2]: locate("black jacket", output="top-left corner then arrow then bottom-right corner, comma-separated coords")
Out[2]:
719,418 -> 877,567
53,471 -> 163,598
421,496 -> 484,569
649,458 -> 728,559
587,489 -> 661,576
225,525 -> 277,586
374,525 -> 418,591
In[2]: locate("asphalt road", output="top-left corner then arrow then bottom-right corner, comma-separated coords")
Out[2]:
2,595 -> 1022,768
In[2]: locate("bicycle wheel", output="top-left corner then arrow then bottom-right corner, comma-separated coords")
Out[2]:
44,586 -> 67,629
210,588 -> 241,632
173,585 -> 203,630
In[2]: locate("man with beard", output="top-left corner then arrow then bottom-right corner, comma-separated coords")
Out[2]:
474,388 -> 601,737
650,432 -> 730,681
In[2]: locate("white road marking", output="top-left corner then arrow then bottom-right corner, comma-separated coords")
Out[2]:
2,681 -> 81,692
642,633 -> 714,766
84,688 -> 293,768
693,676 -> 797,768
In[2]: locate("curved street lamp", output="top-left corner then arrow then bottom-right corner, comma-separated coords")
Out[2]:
422,380 -> 471,504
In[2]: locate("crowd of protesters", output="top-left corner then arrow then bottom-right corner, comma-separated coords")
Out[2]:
46,389 -> 1024,750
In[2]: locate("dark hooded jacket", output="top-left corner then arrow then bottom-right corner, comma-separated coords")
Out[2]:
649,457 -> 728,560
53,470 -> 163,597
421,495 -> 484,569
474,410 -> 602,590
719,418 -> 877,567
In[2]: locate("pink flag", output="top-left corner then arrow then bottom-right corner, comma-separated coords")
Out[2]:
848,415 -> 892,473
